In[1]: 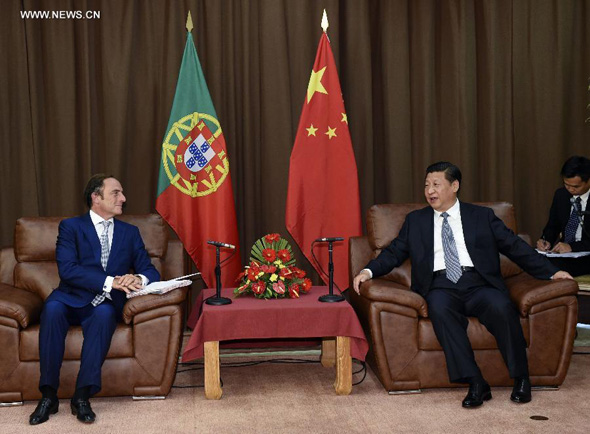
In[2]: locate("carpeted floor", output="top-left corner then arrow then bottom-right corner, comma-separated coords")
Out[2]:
2,342 -> 590,434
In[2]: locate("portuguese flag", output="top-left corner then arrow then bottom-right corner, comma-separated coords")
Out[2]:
285,24 -> 362,291
156,29 -> 241,288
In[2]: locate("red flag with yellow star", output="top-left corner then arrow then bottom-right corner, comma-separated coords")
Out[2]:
285,30 -> 362,291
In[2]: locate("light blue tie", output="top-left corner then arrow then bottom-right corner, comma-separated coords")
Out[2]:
92,221 -> 112,307
441,212 -> 462,284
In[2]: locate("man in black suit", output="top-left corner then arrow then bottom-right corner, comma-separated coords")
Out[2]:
536,156 -> 590,276
353,162 -> 572,408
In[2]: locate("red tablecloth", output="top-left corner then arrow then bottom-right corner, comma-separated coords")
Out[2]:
182,286 -> 368,362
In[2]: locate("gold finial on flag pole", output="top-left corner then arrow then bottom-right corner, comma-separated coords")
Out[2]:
321,9 -> 329,33
186,11 -> 194,32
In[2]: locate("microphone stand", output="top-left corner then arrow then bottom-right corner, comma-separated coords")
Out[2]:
318,240 -> 345,303
205,245 -> 232,306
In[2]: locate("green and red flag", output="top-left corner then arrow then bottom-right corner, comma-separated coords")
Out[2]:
156,24 -> 241,288
285,15 -> 362,291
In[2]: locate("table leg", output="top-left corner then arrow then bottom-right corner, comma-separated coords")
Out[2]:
204,341 -> 222,400
334,336 -> 352,395
321,338 -> 336,367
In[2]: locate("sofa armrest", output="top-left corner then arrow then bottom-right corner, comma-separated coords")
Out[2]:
360,279 -> 428,317
0,283 -> 43,328
506,272 -> 579,316
122,287 -> 188,324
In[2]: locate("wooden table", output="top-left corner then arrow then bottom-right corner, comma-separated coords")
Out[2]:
203,337 -> 351,399
183,287 -> 368,400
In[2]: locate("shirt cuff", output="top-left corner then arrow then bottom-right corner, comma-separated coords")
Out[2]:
362,268 -> 373,279
136,274 -> 148,288
103,276 -> 114,293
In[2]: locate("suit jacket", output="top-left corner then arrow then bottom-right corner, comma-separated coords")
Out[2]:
47,213 -> 160,315
541,187 -> 590,252
366,202 -> 558,297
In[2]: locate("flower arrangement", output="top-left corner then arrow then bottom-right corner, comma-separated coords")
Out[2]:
234,233 -> 312,299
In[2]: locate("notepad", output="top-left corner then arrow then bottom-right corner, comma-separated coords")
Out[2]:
126,273 -> 199,298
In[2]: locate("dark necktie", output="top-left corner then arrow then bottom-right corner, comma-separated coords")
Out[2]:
564,197 -> 582,244
441,212 -> 462,283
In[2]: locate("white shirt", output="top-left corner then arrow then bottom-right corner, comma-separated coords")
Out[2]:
572,190 -> 589,242
433,199 -> 474,271
89,210 -> 148,294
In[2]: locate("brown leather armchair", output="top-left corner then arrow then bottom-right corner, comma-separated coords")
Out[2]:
349,203 -> 579,393
0,214 -> 188,404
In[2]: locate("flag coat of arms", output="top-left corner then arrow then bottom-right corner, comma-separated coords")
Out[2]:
156,30 -> 241,288
285,28 -> 362,291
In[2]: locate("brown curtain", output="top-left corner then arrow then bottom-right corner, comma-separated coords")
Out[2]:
1,0 -> 589,282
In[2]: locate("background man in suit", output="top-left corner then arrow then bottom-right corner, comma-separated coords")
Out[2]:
353,162 -> 572,408
536,156 -> 590,276
29,174 -> 160,425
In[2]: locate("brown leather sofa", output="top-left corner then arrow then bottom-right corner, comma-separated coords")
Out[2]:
0,214 -> 188,404
349,202 -> 579,393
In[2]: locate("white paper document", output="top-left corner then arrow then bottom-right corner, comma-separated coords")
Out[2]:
536,250 -> 590,258
126,274 -> 197,299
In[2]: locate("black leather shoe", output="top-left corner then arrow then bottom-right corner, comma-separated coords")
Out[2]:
462,382 -> 492,408
70,398 -> 96,423
511,377 -> 532,403
29,397 -> 59,425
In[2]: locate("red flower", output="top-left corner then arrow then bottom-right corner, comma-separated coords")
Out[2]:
261,264 -> 277,274
272,281 -> 286,294
252,281 -> 266,295
277,249 -> 291,262
301,278 -> 312,293
247,267 -> 260,281
264,233 -> 281,243
262,248 -> 276,262
291,267 -> 306,278
288,284 -> 300,298
279,267 -> 294,278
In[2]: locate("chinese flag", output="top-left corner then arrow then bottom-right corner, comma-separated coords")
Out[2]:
156,29 -> 241,288
285,31 -> 362,291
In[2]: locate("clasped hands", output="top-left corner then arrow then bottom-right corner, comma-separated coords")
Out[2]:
112,274 -> 143,293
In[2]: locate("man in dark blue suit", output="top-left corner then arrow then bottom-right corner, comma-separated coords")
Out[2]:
29,174 -> 160,425
353,162 -> 572,408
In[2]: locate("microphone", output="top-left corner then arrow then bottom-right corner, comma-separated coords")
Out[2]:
315,237 -> 344,242
207,240 -> 236,249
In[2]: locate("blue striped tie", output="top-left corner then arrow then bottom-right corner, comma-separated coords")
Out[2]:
441,212 -> 462,284
564,197 -> 582,244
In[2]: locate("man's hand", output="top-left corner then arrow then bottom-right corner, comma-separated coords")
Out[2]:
112,274 -> 143,293
552,270 -> 574,280
536,239 -> 551,251
353,270 -> 372,295
550,242 -> 572,253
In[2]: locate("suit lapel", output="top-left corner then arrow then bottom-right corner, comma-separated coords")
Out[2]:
460,202 -> 477,253
107,219 -> 125,271
81,213 -> 102,265
422,207 -> 435,270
